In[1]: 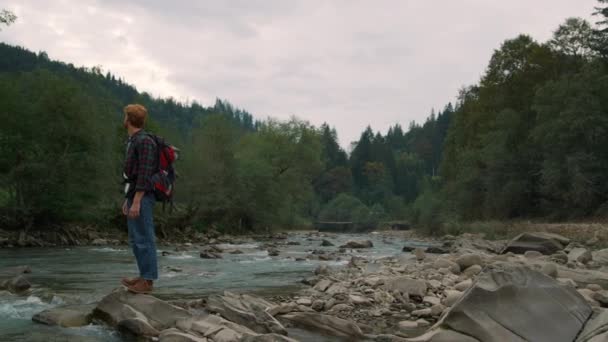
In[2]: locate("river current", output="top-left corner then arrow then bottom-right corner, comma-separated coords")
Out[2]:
0,232 -> 420,341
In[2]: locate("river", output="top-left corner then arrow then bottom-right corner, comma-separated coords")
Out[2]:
0,232 -> 420,341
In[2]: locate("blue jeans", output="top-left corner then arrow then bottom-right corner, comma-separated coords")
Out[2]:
127,194 -> 158,280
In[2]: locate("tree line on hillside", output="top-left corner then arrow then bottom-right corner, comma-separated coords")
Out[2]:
0,1 -> 607,234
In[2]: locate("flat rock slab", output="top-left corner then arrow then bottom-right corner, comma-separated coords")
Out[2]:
279,312 -> 363,338
502,232 -> 569,255
439,265 -> 592,342
207,291 -> 287,335
93,288 -> 192,331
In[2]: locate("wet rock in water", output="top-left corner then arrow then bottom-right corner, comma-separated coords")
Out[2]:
541,262 -> 558,278
339,240 -> 373,249
227,249 -> 244,254
91,238 -> 107,246
267,248 -> 280,257
402,245 -> 415,252
425,246 -> 450,254
569,248 -> 593,264
301,276 -> 319,286
0,265 -> 32,274
207,245 -> 224,253
320,239 -> 334,247
286,241 -> 301,246
0,275 -> 31,293
206,291 -> 287,335
501,232 -> 569,255
314,264 -> 331,276
162,251 -> 173,256
0,265 -> 32,294
93,288 -> 192,333
118,315 -> 161,337
32,304 -> 95,328
427,266 -> 592,342
200,251 -> 222,259
279,312 -> 364,338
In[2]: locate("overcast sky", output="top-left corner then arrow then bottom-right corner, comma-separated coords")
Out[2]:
1,0 -> 598,146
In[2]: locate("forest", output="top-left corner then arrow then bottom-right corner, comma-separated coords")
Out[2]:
0,1 -> 607,234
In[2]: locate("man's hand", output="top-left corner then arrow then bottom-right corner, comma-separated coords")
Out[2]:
128,191 -> 145,219
122,200 -> 129,216
128,201 -> 141,219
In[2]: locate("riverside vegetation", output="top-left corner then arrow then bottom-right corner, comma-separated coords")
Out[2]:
1,1 -> 608,240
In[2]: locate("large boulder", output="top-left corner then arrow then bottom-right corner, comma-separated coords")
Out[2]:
0,275 -> 31,293
576,309 -> 608,342
278,312 -> 363,338
339,240 -> 373,249
320,239 -> 334,247
426,265 -> 592,342
93,288 -> 192,335
32,304 -> 94,328
502,232 -> 569,255
206,291 -> 287,335
0,265 -> 32,293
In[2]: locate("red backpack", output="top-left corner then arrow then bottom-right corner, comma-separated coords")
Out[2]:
146,133 -> 179,209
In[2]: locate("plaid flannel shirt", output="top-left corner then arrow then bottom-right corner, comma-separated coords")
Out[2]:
124,130 -> 157,197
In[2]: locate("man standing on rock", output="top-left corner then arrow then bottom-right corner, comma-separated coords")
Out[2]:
121,104 -> 158,294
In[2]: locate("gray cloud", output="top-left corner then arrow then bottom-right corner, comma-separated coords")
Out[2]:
0,0 -> 597,146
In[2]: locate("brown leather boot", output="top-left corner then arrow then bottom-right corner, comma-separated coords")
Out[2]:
127,279 -> 153,294
121,277 -> 141,287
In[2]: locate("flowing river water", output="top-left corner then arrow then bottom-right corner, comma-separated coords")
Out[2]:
0,232 -> 423,342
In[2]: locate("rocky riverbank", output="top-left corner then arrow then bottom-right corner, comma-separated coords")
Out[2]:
4,231 -> 608,341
